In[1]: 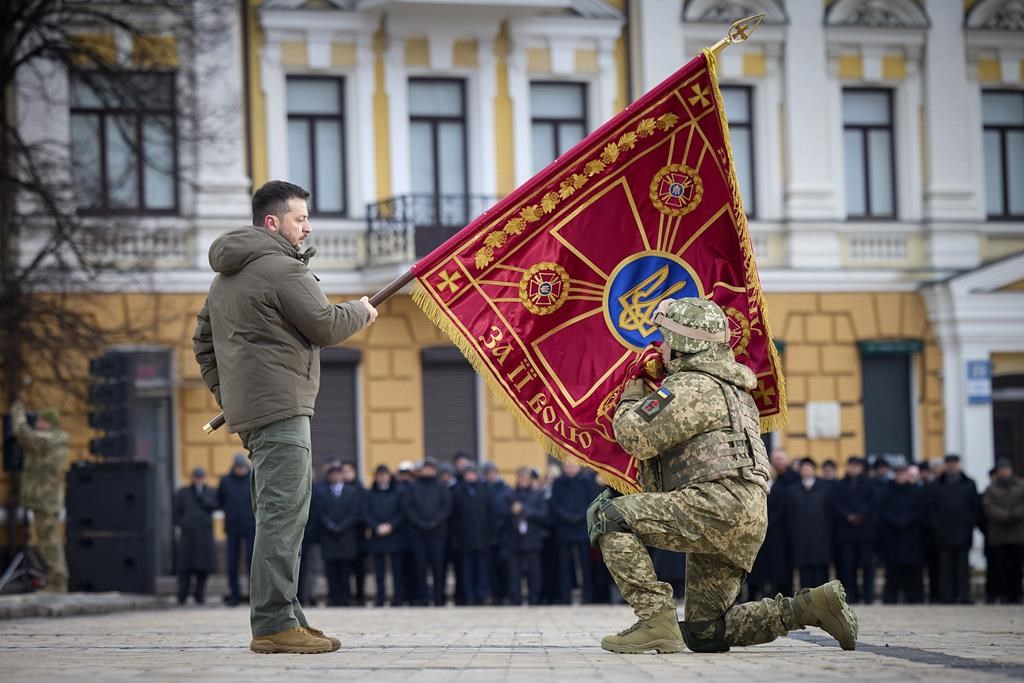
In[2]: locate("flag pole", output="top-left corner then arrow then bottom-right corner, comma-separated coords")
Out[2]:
709,13 -> 766,56
201,268 -> 415,434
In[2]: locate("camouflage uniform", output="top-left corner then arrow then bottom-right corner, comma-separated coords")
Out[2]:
12,403 -> 70,592
591,299 -> 856,653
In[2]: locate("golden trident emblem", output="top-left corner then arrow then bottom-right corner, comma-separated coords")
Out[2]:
617,266 -> 687,337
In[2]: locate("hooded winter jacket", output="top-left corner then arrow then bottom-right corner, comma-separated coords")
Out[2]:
193,225 -> 368,433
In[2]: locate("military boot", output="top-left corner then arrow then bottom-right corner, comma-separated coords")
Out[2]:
791,580 -> 858,651
601,609 -> 685,654
250,627 -> 334,654
302,626 -> 341,651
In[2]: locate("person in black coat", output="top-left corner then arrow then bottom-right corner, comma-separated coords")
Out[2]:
483,462 -> 512,604
316,463 -> 362,606
217,454 -> 256,606
174,467 -> 218,605
879,463 -> 925,603
748,448 -> 799,599
340,461 -> 368,605
833,456 -> 878,604
364,464 -> 405,606
452,464 -> 494,605
786,458 -> 833,589
926,454 -> 979,604
298,462 -> 329,606
505,467 -> 548,605
550,461 -> 595,604
402,459 -> 452,606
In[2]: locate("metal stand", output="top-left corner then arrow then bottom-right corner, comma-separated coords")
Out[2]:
0,513 -> 46,593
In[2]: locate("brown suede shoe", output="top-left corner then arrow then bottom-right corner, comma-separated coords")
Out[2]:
250,627 -> 333,654
303,626 -> 341,651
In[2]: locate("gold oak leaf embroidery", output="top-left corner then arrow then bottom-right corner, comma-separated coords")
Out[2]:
484,231 -> 507,248
570,173 -> 588,189
504,217 -> 526,235
584,159 -> 606,177
636,118 -> 656,137
541,192 -> 559,213
656,113 -> 679,130
475,247 -> 494,268
520,205 -> 542,223
617,131 -> 638,150
600,143 -> 620,164
558,180 -> 577,199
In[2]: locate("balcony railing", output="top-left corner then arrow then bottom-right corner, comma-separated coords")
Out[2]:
366,193 -> 501,265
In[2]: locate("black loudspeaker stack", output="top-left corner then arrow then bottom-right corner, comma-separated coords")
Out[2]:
65,462 -> 157,594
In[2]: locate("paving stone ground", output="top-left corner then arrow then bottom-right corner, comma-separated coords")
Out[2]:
0,603 -> 1021,682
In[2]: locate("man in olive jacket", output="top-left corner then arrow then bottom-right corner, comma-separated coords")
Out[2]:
193,180 -> 376,654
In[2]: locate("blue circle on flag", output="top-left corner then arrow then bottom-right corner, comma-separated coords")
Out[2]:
604,252 -> 701,350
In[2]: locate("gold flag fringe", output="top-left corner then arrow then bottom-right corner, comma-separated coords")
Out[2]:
704,48 -> 789,433
412,282 -> 640,494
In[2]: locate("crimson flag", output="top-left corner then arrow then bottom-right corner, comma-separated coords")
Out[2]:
412,49 -> 787,492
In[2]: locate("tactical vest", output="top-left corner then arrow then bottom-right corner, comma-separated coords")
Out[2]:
640,373 -> 771,494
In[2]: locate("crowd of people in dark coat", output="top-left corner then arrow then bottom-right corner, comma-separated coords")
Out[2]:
746,449 -> 1024,605
172,447 -> 1023,609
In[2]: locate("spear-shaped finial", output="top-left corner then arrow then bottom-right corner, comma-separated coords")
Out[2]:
710,13 -> 767,56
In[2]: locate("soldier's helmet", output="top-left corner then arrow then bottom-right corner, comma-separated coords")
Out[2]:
652,297 -> 729,354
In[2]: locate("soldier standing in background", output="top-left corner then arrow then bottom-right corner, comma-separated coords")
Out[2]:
174,468 -> 218,605
587,299 -> 857,654
11,401 -> 69,592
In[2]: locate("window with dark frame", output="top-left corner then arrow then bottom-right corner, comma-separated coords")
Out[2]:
842,89 -> 896,219
721,85 -> 756,218
286,77 -> 347,216
982,90 -> 1024,219
530,82 -> 587,174
70,71 -> 179,214
408,78 -> 468,226
421,347 -> 478,461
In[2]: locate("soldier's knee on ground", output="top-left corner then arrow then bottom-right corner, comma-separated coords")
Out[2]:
681,614 -> 730,653
587,497 -> 632,546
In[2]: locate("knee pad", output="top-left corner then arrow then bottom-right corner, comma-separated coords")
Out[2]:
681,614 -> 730,653
587,498 -> 632,546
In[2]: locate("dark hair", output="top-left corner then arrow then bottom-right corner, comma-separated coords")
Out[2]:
340,460 -> 357,471
375,464 -> 391,475
799,457 -> 816,468
252,180 -> 310,227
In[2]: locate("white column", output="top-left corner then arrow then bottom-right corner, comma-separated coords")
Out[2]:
782,1 -> 842,219
507,38 -> 532,186
595,38 -> 617,124
261,41 -> 288,182
922,0 -> 985,221
386,38 -> 410,196
757,45 -> 784,222
895,57 -> 924,222
475,37 -> 498,196
192,0 -> 252,269
352,32 -> 377,213
633,0 -> 685,96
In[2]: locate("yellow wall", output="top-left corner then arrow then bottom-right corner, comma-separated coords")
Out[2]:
767,292 -> 944,464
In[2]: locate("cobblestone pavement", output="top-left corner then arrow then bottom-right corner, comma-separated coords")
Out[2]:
0,604 -> 1021,682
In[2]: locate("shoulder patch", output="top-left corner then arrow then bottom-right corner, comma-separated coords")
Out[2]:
633,386 -> 675,423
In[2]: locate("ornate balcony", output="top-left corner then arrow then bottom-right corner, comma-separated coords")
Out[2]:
366,194 -> 501,265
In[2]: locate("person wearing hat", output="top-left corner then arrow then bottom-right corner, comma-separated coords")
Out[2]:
982,457 -> 1024,604
925,454 -> 979,604
174,467 -> 218,605
878,459 -> 925,603
587,298 -> 857,654
218,454 -> 256,606
10,400 -> 69,592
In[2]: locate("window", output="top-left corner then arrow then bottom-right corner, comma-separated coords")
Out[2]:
286,77 -> 346,215
860,344 -> 916,464
311,348 -> 360,474
70,71 -> 178,213
409,79 -> 468,205
843,89 -> 895,218
722,86 -> 755,217
982,91 -> 1024,218
421,347 -> 478,461
530,82 -> 587,174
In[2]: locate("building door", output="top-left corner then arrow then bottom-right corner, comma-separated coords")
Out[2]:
993,374 -> 1024,474
861,350 -> 913,464
311,348 -> 360,477
421,347 -> 478,462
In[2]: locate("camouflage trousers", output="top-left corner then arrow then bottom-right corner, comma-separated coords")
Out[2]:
33,509 -> 68,592
598,484 -> 794,647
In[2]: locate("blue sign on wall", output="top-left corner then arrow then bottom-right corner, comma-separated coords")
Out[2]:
966,360 -> 992,405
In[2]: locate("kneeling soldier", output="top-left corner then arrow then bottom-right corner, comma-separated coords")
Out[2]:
589,298 -> 857,654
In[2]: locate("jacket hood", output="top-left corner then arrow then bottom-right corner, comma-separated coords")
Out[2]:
668,344 -> 757,390
208,226 -> 305,275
